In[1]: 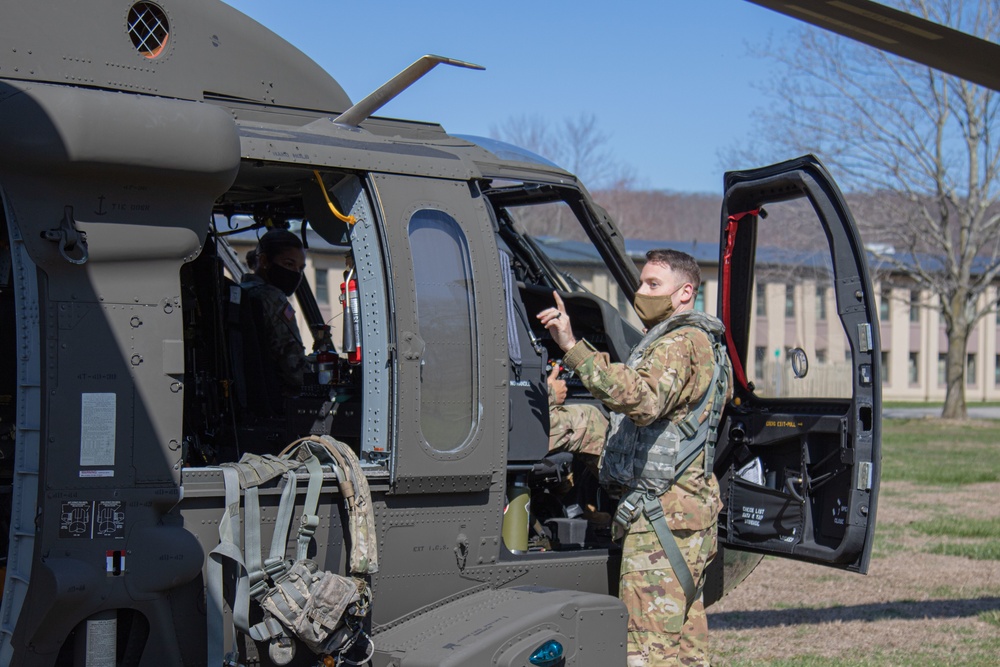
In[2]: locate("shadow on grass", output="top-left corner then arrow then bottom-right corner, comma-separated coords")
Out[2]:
709,597 -> 1000,629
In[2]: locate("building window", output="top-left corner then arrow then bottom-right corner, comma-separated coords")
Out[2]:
816,349 -> 827,365
756,283 -> 766,317
908,352 -> 919,386
409,209 -> 477,451
754,346 -> 766,381
995,355 -> 1000,387
785,284 -> 795,318
880,286 -> 890,322
816,286 -> 827,321
694,290 -> 704,312
881,351 -> 890,384
967,353 -> 977,386
314,268 -> 329,306
909,290 -> 920,323
938,353 -> 947,387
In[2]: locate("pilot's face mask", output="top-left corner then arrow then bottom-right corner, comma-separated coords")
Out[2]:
267,264 -> 303,296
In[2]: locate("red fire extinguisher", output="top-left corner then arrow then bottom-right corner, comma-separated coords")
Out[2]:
340,269 -> 362,365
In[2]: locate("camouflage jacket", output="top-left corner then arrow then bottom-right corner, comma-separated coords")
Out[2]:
563,309 -> 732,530
241,274 -> 308,396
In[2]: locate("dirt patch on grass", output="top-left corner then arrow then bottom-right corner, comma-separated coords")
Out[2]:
708,481 -> 1000,664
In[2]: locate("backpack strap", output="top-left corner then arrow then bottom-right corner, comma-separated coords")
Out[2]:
295,452 -> 325,562
206,465 -> 249,667
264,470 -> 298,580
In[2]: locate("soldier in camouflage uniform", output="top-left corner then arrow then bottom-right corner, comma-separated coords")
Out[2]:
538,249 -> 730,666
240,229 -> 310,401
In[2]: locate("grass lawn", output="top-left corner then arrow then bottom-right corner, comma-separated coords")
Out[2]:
880,419 -> 1000,485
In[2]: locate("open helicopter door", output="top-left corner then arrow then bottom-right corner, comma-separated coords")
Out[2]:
713,155 -> 881,575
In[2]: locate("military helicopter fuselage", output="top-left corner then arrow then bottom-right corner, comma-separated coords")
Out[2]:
0,2 -> 885,666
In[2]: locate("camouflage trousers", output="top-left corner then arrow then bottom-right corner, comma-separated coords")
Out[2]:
621,504 -> 718,666
548,403 -> 608,463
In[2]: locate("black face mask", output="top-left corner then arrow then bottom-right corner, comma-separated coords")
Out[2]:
266,264 -> 303,296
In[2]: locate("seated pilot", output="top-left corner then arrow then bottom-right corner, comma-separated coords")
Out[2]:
547,369 -> 608,473
239,229 -> 310,406
547,366 -> 610,523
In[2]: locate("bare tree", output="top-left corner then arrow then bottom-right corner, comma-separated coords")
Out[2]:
746,0 -> 1000,419
490,113 -> 636,190
489,114 -> 637,240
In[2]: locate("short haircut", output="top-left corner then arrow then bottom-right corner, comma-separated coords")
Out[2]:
256,228 -> 303,261
645,248 -> 701,292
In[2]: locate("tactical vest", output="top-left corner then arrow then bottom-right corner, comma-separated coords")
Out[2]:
599,310 -> 729,496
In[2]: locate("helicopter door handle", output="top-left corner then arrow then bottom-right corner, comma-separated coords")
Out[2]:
785,476 -> 806,503
41,206 -> 88,265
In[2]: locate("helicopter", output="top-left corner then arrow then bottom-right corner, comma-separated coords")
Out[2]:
0,1 -> 899,665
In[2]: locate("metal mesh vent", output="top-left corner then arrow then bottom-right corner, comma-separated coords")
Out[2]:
127,3 -> 170,59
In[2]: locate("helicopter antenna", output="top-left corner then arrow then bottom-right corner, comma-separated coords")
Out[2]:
333,54 -> 484,128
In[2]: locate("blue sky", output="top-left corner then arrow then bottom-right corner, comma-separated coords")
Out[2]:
223,1 -> 803,194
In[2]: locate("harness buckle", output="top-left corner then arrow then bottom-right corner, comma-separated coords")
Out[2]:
643,496 -> 665,523
611,494 -> 643,541
299,514 -> 319,537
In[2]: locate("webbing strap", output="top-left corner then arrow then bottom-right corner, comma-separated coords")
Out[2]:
722,210 -> 757,391
642,496 -> 697,611
207,466 -> 247,666
245,486 -> 264,596
296,454 -> 324,562
265,470 -> 298,578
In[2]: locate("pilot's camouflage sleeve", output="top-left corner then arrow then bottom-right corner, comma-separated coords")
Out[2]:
548,403 -> 608,457
562,327 -> 719,428
245,280 -> 308,394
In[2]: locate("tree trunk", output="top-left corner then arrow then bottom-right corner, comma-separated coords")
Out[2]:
941,323 -> 969,419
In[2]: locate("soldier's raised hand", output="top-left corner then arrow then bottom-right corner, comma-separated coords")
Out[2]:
538,292 -> 578,353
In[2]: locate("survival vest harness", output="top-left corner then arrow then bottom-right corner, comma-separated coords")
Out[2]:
206,435 -> 379,667
599,310 -> 729,610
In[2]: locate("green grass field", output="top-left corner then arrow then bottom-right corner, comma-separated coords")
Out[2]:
880,419 -> 1000,485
